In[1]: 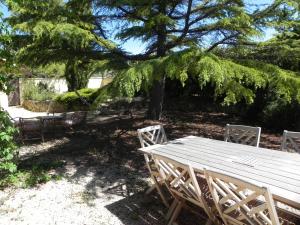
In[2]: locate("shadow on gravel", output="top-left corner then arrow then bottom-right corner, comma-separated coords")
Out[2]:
105,191 -> 210,225
17,109 -> 283,189
105,192 -> 166,225
13,109 -> 284,221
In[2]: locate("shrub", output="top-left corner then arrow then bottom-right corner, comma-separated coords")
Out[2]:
22,79 -> 57,101
0,109 -> 18,177
54,88 -> 99,110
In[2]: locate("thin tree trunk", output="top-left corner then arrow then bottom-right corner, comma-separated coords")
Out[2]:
65,60 -> 78,91
148,76 -> 166,120
148,3 -> 167,120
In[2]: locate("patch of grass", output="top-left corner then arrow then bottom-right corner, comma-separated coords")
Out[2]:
0,160 -> 65,189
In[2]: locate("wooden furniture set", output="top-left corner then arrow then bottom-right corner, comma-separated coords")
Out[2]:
138,124 -> 300,225
16,111 -> 87,142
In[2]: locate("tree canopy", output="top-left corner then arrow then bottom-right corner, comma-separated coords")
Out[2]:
2,0 -> 300,121
6,0 -> 117,90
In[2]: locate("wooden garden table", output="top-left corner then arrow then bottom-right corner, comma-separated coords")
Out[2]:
138,136 -> 300,210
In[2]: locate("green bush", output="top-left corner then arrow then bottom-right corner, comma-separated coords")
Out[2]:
0,109 -> 18,177
22,80 -> 57,101
54,88 -> 99,110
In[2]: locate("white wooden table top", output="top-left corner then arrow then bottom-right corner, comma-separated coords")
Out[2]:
138,136 -> 300,209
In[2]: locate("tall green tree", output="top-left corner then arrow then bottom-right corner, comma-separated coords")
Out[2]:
6,0 -> 115,91
266,1 -> 299,71
5,0 -> 299,121
95,0 -> 287,119
240,0 -> 300,72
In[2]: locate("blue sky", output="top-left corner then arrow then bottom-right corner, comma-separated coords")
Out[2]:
1,1 -> 276,54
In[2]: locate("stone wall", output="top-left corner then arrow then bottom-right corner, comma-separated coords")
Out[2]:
22,100 -> 52,112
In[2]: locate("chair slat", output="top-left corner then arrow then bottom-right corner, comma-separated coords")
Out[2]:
281,130 -> 300,153
137,125 -> 170,208
153,154 -> 214,224
225,124 -> 261,147
204,169 -> 281,225
137,125 -> 167,148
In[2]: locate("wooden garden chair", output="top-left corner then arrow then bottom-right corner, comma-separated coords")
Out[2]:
19,117 -> 44,142
225,124 -> 261,147
153,154 -> 215,225
137,125 -> 170,208
204,169 -> 299,225
280,130 -> 300,153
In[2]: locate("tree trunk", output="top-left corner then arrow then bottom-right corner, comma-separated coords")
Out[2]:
65,60 -> 77,91
147,3 -> 167,120
148,76 -> 166,120
65,59 -> 89,91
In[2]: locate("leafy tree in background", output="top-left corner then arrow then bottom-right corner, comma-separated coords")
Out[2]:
210,1 -> 300,129
4,0 -> 300,123
226,0 -> 300,72
5,0 -> 116,91
260,1 -> 299,71
95,0 -> 291,119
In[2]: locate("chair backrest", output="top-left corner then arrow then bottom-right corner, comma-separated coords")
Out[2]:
19,117 -> 42,131
137,125 -> 167,148
224,124 -> 261,147
281,130 -> 300,153
152,154 -> 212,217
204,169 -> 280,225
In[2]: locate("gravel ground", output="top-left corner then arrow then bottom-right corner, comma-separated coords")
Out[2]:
0,109 -> 289,225
0,141 -> 166,225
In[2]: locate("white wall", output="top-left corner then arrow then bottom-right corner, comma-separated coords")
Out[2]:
0,92 -> 8,109
19,77 -> 106,104
20,77 -> 103,94
87,77 -> 103,89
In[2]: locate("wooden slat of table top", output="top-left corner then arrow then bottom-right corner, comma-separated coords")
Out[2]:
138,136 -> 300,209
170,140 -> 300,178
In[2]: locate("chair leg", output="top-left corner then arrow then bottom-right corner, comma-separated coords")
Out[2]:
204,219 -> 213,225
166,199 -> 178,220
167,201 -> 182,225
145,184 -> 156,195
154,178 -> 169,208
41,132 -> 44,142
144,154 -> 169,208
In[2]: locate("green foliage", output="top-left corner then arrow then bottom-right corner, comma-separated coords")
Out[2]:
0,76 -> 18,177
55,88 -> 99,110
22,80 -> 57,101
6,0 -> 116,91
93,47 -> 300,129
0,109 -> 18,175
0,160 -> 64,189
0,11 -> 19,77
98,0 -> 267,52
0,19 -> 18,177
234,60 -> 300,129
95,49 -> 272,106
34,63 -> 66,78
